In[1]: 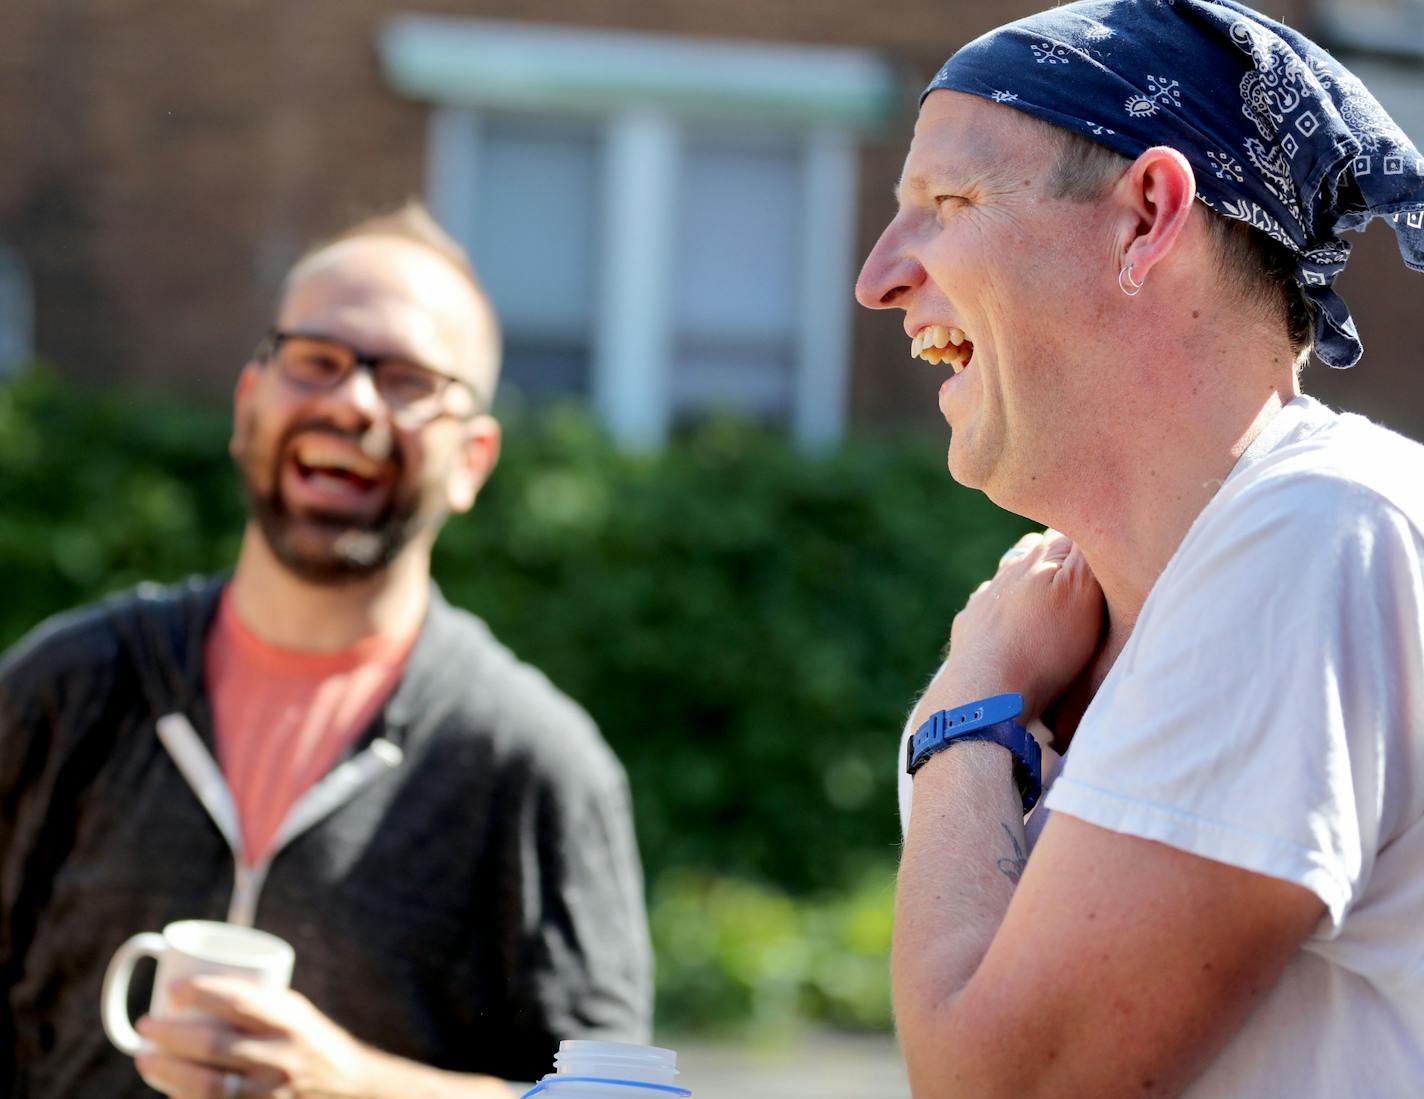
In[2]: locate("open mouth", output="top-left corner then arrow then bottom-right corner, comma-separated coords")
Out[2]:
910,325 -> 974,374
287,437 -> 388,498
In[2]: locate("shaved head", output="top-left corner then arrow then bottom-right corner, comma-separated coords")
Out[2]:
281,202 -> 502,401
281,235 -> 500,404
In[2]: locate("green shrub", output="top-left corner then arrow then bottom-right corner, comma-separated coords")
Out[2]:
436,402 -> 1034,894
0,370 -> 1035,1029
0,370 -> 242,632
650,867 -> 896,1034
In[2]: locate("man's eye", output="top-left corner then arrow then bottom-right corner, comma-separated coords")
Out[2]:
934,195 -> 967,211
299,354 -> 346,377
377,363 -> 440,401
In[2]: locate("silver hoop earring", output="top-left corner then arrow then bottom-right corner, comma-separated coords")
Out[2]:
1118,263 -> 1145,297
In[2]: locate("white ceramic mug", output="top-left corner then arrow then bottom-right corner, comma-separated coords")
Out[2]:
100,920 -> 295,1055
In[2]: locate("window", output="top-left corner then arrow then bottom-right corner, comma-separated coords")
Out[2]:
0,246 -> 33,378
670,128 -> 800,421
382,16 -> 895,449
468,117 -> 602,399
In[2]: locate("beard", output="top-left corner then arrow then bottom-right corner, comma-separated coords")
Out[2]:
238,418 -> 445,586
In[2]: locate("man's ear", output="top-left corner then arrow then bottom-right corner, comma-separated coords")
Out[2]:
1114,146 -> 1197,283
229,362 -> 262,460
446,414 -> 502,515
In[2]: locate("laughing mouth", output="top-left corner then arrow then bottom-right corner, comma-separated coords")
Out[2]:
910,325 -> 974,374
289,436 -> 388,495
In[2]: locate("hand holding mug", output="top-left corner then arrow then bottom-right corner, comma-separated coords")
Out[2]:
135,977 -> 374,1099
101,920 -> 295,1096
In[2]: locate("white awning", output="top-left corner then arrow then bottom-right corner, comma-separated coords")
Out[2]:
379,15 -> 902,131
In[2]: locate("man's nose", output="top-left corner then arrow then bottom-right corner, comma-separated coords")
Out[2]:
855,225 -> 923,311
318,362 -> 384,426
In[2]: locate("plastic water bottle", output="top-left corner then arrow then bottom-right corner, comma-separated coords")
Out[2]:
520,1040 -> 691,1098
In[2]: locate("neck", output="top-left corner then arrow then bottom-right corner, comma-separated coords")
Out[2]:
1036,385 -> 1295,750
227,524 -> 431,651
1069,383 -> 1296,644
1020,303 -> 1302,647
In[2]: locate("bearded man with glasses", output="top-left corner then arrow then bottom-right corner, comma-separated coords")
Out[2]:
239,323 -> 487,585
0,203 -> 652,1098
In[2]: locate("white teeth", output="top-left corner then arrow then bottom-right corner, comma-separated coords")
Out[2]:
929,325 -> 947,350
911,333 -> 924,358
949,327 -> 964,346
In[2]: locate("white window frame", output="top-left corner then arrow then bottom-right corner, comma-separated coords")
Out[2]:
380,15 -> 897,450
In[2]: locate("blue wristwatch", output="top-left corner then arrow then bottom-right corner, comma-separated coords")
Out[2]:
905,692 -> 1043,812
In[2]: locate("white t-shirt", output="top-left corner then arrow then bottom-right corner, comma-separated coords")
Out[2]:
900,396 -> 1424,1095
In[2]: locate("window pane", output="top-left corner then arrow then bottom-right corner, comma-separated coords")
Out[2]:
470,117 -> 600,396
674,131 -> 799,339
670,129 -> 800,418
0,246 -> 33,377
672,336 -> 795,419
499,340 -> 590,399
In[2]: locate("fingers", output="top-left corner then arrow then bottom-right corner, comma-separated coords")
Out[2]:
1053,539 -> 1104,596
993,529 -> 1076,579
135,1026 -> 289,1099
135,1052 -> 253,1099
1041,529 -> 1073,562
169,977 -> 289,1034
135,980 -> 298,1077
135,1056 -> 284,1099
998,528 -> 1067,564
997,530 -> 1041,568
138,1015 -> 247,1071
974,528 -> 1100,621
977,532 -> 1054,608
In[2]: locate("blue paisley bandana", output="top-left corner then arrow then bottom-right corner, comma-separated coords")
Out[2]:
923,0 -> 1424,368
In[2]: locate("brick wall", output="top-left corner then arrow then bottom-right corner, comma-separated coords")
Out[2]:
4,0 -> 1418,440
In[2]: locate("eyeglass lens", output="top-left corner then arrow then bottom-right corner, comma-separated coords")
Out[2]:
272,336 -> 448,410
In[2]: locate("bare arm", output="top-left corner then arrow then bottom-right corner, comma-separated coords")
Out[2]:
896,748 -> 1322,1098
893,533 -> 1325,1098
895,742 -> 1027,1026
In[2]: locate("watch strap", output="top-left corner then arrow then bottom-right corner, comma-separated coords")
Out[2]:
906,693 -> 1043,812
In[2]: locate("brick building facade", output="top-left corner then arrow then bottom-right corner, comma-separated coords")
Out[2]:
2,0 -> 1419,441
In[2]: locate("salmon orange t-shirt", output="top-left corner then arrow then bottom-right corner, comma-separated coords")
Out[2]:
203,590 -> 419,866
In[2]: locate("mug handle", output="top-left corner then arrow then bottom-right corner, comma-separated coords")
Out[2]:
101,932 -> 166,1054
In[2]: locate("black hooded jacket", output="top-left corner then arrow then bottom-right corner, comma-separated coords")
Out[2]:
0,575 -> 651,1096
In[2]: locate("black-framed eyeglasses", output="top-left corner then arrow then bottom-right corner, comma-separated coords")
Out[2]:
256,329 -> 483,424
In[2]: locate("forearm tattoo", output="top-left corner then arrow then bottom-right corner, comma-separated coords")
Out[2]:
996,822 -> 1028,884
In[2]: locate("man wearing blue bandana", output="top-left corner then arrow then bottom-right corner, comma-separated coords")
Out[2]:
856,1 -> 1424,1095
